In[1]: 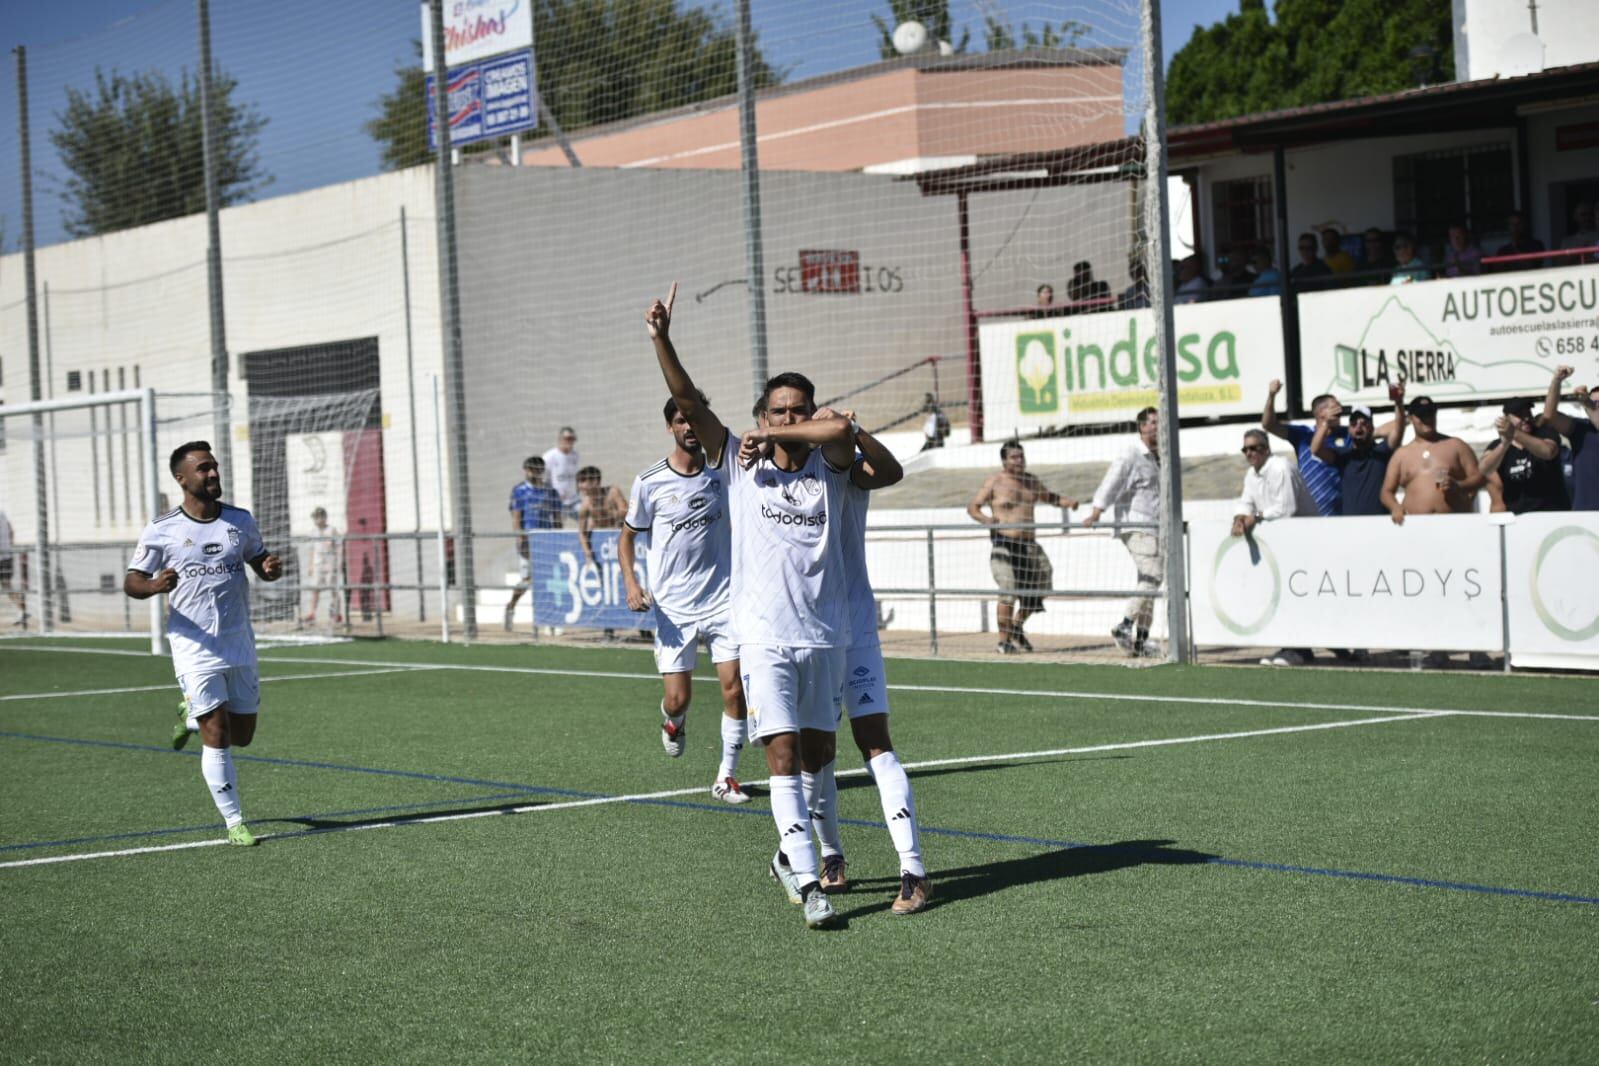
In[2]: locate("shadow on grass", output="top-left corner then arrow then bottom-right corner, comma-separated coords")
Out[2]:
841,838 -> 1215,920
266,797 -> 550,833
835,754 -> 1131,794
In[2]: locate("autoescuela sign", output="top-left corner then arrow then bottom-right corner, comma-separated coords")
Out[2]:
977,295 -> 1286,430
1297,264 -> 1599,406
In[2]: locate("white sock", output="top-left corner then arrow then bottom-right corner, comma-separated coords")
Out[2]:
869,750 -> 924,878
200,745 -> 243,828
802,761 -> 845,859
661,700 -> 685,727
717,713 -> 747,780
768,774 -> 818,885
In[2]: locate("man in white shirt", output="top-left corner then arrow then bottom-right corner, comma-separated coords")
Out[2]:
301,506 -> 342,626
618,392 -> 751,805
646,282 -> 852,929
0,510 -> 25,626
542,427 -> 581,515
1231,429 -> 1317,666
124,441 -> 283,846
1082,406 -> 1162,656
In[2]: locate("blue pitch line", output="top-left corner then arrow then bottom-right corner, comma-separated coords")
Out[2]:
0,730 -> 603,799
0,792 -> 534,854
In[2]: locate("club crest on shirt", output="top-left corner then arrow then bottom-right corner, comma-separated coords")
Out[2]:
227,528 -> 241,546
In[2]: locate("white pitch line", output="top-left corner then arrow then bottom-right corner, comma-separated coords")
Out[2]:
5,644 -> 1596,722
0,711 -> 1439,870
0,666 -> 440,703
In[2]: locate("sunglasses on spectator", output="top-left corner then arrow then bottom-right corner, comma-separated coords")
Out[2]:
1242,444 -> 1267,454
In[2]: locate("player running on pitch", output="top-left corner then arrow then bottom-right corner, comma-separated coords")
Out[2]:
745,404 -> 932,915
619,393 -> 752,805
125,441 -> 283,846
647,283 -> 853,929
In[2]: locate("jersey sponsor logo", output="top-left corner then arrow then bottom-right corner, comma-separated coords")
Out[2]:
857,692 -> 872,705
668,508 -> 723,534
852,666 -> 869,677
760,503 -> 826,527
203,543 -> 223,556
687,495 -> 708,511
181,560 -> 246,578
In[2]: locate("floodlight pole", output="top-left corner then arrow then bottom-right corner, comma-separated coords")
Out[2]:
429,0 -> 477,638
734,0 -> 770,394
197,0 -> 233,497
1139,0 -> 1191,663
15,45 -> 52,631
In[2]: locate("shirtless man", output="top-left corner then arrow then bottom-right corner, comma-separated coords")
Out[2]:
577,465 -> 628,566
967,440 -> 1077,653
1379,396 -> 1484,524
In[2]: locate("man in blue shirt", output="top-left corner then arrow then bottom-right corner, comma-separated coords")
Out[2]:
1312,393 -> 1406,516
1262,379 -> 1401,517
1544,366 -> 1599,511
506,455 -> 563,630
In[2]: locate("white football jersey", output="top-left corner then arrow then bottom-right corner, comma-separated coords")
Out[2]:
624,454 -> 731,623
128,504 -> 266,675
839,464 -> 879,649
724,430 -> 852,648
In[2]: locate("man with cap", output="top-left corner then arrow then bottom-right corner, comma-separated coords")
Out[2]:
1261,380 -> 1402,517
1309,384 -> 1407,516
1379,396 -> 1484,523
1542,365 -> 1599,511
1480,397 -> 1568,514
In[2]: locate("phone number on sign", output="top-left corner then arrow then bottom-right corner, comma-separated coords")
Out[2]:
1534,335 -> 1599,357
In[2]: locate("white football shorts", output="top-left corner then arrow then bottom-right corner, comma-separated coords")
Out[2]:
178,665 -> 261,722
740,643 -> 844,743
654,608 -> 738,675
838,640 -> 891,721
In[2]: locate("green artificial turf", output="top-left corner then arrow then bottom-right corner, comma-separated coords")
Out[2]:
2,637 -> 1595,1063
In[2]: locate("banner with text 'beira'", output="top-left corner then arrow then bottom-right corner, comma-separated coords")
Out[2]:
978,296 -> 1287,433
1297,265 -> 1599,407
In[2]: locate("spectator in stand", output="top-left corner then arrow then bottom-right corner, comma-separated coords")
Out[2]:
1543,366 -> 1599,510
1217,250 -> 1254,296
1559,201 -> 1598,264
0,509 -> 24,627
1231,429 -> 1318,667
1247,248 -> 1283,296
1082,406 -> 1162,657
1291,233 -> 1332,287
919,394 -> 951,452
1481,397 -> 1568,514
543,426 -> 582,516
1173,255 -> 1209,304
1119,257 -> 1150,309
1442,223 -> 1482,277
1320,228 -> 1356,274
301,507 -> 343,626
1067,260 -> 1111,305
1379,396 -> 1485,522
1313,388 -> 1407,516
1389,233 -> 1429,284
1035,283 -> 1054,309
1491,210 -> 1546,272
577,465 -> 629,567
505,455 -> 564,630
1363,227 -> 1394,281
1261,379 -> 1343,516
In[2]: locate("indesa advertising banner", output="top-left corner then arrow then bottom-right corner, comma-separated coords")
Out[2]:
1297,264 -> 1599,407
1189,515 -> 1504,652
978,296 -> 1287,433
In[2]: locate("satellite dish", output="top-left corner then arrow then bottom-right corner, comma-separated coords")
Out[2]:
893,20 -> 930,55
937,39 -> 956,56
1497,33 -> 1545,78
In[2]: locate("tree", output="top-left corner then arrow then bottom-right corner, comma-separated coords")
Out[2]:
981,16 -> 1091,51
368,0 -> 781,172
49,68 -> 269,239
1166,0 -> 1454,126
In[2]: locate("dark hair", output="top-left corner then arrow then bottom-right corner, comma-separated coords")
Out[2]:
1310,393 -> 1336,413
1073,260 -> 1091,273
169,440 -> 213,474
1000,439 -> 1024,460
1392,232 -> 1415,248
762,371 -> 816,409
576,465 -> 601,481
663,390 -> 709,424
752,394 -> 767,421
1135,406 -> 1158,427
311,506 -> 327,519
1036,283 -> 1053,296
1298,232 -> 1317,245
1243,428 -> 1268,448
523,455 -> 545,470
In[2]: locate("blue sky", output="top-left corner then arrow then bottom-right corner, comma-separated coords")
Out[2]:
0,0 -> 1244,249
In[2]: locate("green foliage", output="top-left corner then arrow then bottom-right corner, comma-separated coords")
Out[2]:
1166,0 -> 1455,125
983,16 -> 1091,51
49,67 -> 269,239
369,0 -> 780,172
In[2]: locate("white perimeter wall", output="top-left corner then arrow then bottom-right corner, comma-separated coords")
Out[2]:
1455,0 -> 1599,81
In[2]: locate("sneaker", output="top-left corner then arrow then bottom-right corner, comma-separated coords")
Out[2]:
1259,649 -> 1307,667
226,824 -> 258,847
891,872 -> 933,915
769,851 -> 803,905
711,776 -> 750,805
171,699 -> 193,751
1012,632 -> 1034,653
996,641 -> 1018,655
661,714 -> 685,758
802,883 -> 839,929
1111,619 -> 1136,655
820,854 -> 849,894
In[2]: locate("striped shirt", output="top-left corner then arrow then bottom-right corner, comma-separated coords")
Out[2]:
1284,423 -> 1341,517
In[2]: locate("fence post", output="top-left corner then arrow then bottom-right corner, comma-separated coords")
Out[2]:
432,375 -> 451,643
142,388 -> 164,655
1499,523 -> 1512,673
925,527 -> 939,656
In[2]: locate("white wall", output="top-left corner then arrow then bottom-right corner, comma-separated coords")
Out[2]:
1456,0 -> 1599,81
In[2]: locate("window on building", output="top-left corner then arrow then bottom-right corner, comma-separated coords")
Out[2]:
1393,142 -> 1513,253
66,371 -> 82,392
1210,176 -> 1274,269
